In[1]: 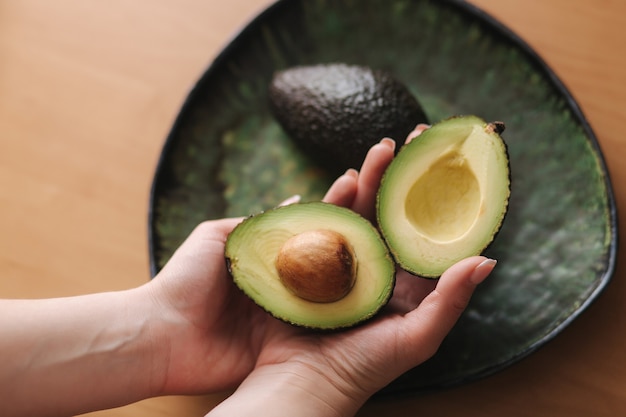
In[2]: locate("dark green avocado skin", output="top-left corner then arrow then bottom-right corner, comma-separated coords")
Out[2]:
268,63 -> 429,174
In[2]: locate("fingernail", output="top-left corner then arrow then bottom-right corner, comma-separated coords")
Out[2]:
344,168 -> 359,179
470,258 -> 497,284
278,194 -> 301,206
406,124 -> 431,144
379,137 -> 396,152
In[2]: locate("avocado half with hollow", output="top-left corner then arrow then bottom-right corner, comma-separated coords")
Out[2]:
376,115 -> 511,278
225,202 -> 395,329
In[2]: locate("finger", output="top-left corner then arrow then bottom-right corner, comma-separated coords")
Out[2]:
162,217 -> 245,269
192,217 -> 246,241
385,271 -> 437,315
322,168 -> 359,207
405,123 -> 430,144
152,217 -> 246,296
350,138 -> 395,221
400,256 -> 496,363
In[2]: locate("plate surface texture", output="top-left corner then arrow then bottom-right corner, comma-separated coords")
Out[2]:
149,0 -> 617,394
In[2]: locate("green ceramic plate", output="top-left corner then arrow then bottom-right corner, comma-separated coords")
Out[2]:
148,0 -> 617,394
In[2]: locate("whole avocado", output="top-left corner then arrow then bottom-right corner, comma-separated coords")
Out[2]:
268,63 -> 429,174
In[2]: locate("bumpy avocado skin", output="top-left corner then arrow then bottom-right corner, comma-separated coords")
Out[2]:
268,63 -> 429,174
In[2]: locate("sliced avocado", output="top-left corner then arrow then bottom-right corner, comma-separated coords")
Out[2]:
268,63 -> 429,175
377,115 -> 510,278
225,202 -> 395,329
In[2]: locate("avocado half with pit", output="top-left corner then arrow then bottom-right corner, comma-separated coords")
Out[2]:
225,202 -> 395,329
377,115 -> 511,278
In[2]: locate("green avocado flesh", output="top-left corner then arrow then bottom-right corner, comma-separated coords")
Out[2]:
225,202 -> 395,329
377,115 -> 510,278
268,63 -> 428,175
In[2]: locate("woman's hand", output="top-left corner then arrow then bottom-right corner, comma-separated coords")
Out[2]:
0,123 -> 493,417
141,137 -> 403,396
145,124 -> 495,416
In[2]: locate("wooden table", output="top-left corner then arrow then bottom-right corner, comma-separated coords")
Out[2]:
1,1 -> 625,415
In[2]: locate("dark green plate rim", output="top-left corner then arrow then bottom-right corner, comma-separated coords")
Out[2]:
147,0 -> 618,394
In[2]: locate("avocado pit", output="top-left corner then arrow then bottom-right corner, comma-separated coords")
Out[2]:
275,229 -> 357,303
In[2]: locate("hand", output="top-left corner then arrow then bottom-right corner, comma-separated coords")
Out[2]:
141,131 -> 410,395
143,124 -> 496,415
0,123 -> 492,417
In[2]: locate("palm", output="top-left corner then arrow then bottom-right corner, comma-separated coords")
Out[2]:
153,138 -> 399,393
199,138 -> 431,391
191,253 -> 433,394
248,267 -> 437,391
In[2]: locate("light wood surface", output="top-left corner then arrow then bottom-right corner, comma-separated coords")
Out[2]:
1,1 -> 625,416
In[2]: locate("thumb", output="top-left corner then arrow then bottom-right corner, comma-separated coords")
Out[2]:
401,256 -> 496,364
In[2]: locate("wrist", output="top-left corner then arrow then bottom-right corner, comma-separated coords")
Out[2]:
0,289 -> 166,416
209,363 -> 367,417
126,284 -> 176,398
